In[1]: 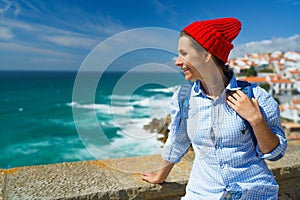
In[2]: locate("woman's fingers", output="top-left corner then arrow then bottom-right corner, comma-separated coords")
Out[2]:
141,172 -> 165,184
141,172 -> 158,183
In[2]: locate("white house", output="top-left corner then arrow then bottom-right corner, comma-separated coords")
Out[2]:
267,75 -> 294,95
281,99 -> 300,123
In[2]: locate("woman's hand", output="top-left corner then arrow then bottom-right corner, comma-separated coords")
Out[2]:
141,161 -> 175,184
141,171 -> 166,184
226,90 -> 263,125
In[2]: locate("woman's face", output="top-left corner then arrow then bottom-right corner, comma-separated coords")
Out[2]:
176,36 -> 206,82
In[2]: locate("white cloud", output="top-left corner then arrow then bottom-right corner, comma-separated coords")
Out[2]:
0,42 -> 72,57
0,0 -> 21,18
13,1 -> 20,17
150,0 -> 179,25
81,14 -> 128,36
0,0 -> 12,19
0,18 -> 34,31
78,27 -> 179,72
42,35 -> 98,48
151,0 -> 176,15
0,26 -> 13,39
20,0 -> 41,13
0,18 -> 101,49
230,34 -> 300,58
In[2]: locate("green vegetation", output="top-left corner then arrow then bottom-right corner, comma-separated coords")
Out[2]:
258,68 -> 274,73
246,66 -> 257,77
260,83 -> 270,92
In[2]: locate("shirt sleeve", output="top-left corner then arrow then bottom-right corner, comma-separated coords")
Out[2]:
161,87 -> 191,163
253,86 -> 288,161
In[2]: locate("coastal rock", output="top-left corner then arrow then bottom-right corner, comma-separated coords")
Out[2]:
144,115 -> 194,151
143,114 -> 171,143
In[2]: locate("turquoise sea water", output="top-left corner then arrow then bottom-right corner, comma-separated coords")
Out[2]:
0,71 -> 185,169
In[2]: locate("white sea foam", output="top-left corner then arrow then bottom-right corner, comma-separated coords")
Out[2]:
61,147 -> 93,161
109,94 -> 144,101
111,96 -> 158,108
65,89 -> 171,166
86,129 -> 163,159
145,85 -> 180,93
67,101 -> 135,115
87,114 -> 164,160
48,118 -> 75,127
67,102 -> 110,110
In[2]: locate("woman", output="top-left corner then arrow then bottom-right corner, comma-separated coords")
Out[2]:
141,18 -> 287,199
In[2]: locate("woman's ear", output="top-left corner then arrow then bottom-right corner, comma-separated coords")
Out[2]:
203,51 -> 212,62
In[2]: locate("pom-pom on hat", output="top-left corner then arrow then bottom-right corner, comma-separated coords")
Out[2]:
183,17 -> 241,63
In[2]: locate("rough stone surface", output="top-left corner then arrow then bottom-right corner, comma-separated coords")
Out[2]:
102,151 -> 194,199
0,142 -> 299,200
4,161 -> 122,200
267,143 -> 300,200
0,170 -> 5,200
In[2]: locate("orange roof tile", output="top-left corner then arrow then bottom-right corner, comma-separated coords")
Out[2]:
292,99 -> 300,105
270,78 -> 293,83
241,76 -> 267,83
279,105 -> 285,111
290,70 -> 300,75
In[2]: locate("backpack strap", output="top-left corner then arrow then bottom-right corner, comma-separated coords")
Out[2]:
178,80 -> 258,150
178,84 -> 192,131
237,80 -> 257,149
237,80 -> 254,99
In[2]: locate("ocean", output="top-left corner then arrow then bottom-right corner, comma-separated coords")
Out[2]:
0,70 -> 186,169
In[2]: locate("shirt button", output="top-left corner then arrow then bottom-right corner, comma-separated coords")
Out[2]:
225,193 -> 231,199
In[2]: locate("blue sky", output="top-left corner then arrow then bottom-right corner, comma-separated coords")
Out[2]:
0,0 -> 300,71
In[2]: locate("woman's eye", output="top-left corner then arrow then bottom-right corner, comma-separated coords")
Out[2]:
180,50 -> 187,56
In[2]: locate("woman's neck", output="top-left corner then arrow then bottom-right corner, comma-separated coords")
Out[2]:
201,69 -> 229,99
202,79 -> 225,99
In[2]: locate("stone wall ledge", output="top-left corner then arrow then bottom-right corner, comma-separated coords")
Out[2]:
1,142 -> 300,200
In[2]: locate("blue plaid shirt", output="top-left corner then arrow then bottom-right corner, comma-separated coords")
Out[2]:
162,75 -> 287,199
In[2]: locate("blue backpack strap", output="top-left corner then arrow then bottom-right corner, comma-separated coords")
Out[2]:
237,80 -> 254,99
178,81 -> 258,151
237,81 -> 283,161
237,80 -> 257,149
178,84 -> 192,131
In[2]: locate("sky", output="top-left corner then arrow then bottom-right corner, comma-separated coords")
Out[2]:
0,0 -> 300,71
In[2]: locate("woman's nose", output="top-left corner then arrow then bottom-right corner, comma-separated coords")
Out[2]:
175,56 -> 183,66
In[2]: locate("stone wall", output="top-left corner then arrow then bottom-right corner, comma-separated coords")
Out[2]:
0,142 -> 300,200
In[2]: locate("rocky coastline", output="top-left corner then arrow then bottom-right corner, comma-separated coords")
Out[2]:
143,115 -> 195,151
143,114 -> 171,144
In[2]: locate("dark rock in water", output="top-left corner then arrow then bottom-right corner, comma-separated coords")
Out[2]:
143,114 -> 171,143
144,114 -> 194,151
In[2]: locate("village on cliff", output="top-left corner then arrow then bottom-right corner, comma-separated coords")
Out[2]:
230,51 -> 300,140
145,50 -> 300,143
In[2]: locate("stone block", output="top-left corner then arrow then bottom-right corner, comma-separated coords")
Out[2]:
102,151 -> 194,199
0,170 -> 6,200
0,142 -> 300,200
4,161 -> 122,200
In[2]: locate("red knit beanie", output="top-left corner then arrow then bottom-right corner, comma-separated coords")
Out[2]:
183,17 -> 241,63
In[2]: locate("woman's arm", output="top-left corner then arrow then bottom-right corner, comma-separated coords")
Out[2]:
246,109 -> 279,153
226,90 -> 279,153
141,160 -> 175,184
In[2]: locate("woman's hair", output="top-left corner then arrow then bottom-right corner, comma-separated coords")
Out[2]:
212,55 -> 233,81
180,31 -> 233,81
180,31 -> 206,53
